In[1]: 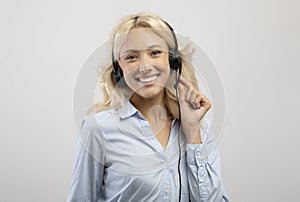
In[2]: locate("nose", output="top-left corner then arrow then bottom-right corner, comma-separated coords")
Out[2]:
138,54 -> 153,73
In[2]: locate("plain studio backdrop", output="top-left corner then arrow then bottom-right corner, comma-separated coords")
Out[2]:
1,0 -> 299,201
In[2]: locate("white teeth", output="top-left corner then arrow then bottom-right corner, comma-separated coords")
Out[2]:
138,75 -> 158,83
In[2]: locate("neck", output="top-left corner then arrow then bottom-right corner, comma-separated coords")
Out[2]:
130,92 -> 167,121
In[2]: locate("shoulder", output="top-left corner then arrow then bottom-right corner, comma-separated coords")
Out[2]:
80,109 -> 117,131
78,110 -> 116,147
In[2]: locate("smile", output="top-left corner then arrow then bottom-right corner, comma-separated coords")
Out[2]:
136,75 -> 159,83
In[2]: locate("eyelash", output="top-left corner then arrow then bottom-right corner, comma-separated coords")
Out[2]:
151,50 -> 162,56
124,50 -> 163,62
125,55 -> 138,61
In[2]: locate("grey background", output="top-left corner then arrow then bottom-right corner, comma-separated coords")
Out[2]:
1,0 -> 299,201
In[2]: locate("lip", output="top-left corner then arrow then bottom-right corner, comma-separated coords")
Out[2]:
135,74 -> 160,85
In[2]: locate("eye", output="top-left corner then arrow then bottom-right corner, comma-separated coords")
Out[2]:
125,54 -> 138,62
150,50 -> 162,56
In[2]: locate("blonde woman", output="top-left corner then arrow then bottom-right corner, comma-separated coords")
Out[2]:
67,13 -> 229,202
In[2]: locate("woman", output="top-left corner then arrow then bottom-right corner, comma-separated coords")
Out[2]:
67,12 -> 229,202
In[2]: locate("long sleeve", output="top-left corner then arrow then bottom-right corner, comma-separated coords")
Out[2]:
66,116 -> 106,202
186,119 -> 229,202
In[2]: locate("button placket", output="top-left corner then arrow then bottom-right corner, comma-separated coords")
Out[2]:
198,164 -> 206,183
199,183 -> 208,199
162,169 -> 172,201
163,184 -> 170,201
195,148 -> 208,197
169,168 -> 178,188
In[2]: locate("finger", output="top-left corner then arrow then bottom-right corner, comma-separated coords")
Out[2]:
178,76 -> 193,89
179,77 -> 205,95
195,94 -> 201,109
197,95 -> 211,119
178,76 -> 211,110
189,90 -> 200,108
179,77 -> 197,106
177,81 -> 187,103
186,86 -> 194,102
200,94 -> 212,109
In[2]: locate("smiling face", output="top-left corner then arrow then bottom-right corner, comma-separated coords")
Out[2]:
118,28 -> 170,100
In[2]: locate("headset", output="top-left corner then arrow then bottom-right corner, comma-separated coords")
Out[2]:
111,17 -> 182,84
111,16 -> 184,202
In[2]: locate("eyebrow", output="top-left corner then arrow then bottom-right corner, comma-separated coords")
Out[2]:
122,44 -> 165,54
148,44 -> 164,49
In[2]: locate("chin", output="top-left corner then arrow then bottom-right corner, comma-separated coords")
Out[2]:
135,86 -> 164,99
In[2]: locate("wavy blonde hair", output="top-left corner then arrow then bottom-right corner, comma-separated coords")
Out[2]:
87,12 -> 198,119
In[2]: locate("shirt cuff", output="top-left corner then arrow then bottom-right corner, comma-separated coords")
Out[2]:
186,125 -> 208,165
186,143 -> 207,165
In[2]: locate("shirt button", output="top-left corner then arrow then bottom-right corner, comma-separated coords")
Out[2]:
199,184 -> 207,194
200,166 -> 205,176
196,151 -> 201,157
199,176 -> 205,182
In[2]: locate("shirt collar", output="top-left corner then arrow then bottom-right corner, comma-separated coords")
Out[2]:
118,100 -> 178,124
118,100 -> 142,119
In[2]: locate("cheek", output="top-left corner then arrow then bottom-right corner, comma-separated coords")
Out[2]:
163,69 -> 171,84
122,69 -> 139,90
119,62 -> 137,75
158,56 -> 170,68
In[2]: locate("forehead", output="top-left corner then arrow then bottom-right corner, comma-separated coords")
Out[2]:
119,28 -> 168,55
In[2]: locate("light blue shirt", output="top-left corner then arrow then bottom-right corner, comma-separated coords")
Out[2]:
66,101 -> 229,202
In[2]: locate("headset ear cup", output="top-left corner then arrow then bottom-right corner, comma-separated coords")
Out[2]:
169,51 -> 182,74
112,61 -> 124,84
169,52 -> 176,71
